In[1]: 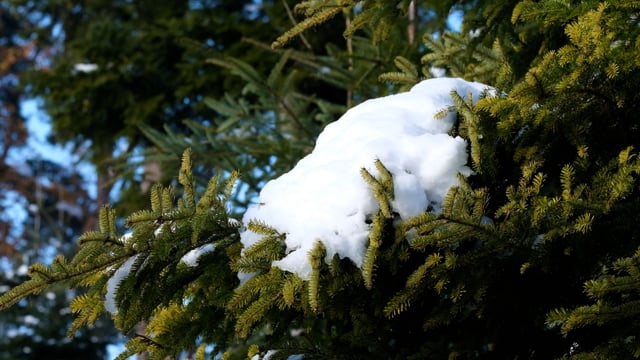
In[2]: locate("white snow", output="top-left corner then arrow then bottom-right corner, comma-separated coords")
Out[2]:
154,224 -> 164,238
73,63 -> 98,73
429,67 -> 446,78
251,350 -> 303,360
154,223 -> 177,238
179,244 -> 214,267
104,255 -> 140,315
120,232 -> 133,244
251,350 -> 277,360
240,77 -> 492,280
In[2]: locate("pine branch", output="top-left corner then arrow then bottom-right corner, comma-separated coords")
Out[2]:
272,5 -> 345,49
307,241 -> 326,313
0,252 -> 129,311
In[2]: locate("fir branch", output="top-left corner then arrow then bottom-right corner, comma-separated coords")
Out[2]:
0,278 -> 49,310
77,230 -> 123,247
272,6 -> 345,49
0,252 -> 130,311
227,274 -> 264,312
377,71 -> 419,88
235,234 -> 286,273
406,253 -> 442,289
115,336 -> 162,360
384,286 -> 417,318
307,241 -> 326,313
233,269 -> 284,338
68,292 -> 105,336
98,206 -> 118,238
281,0 -> 312,50
282,274 -> 304,307
126,209 -> 160,226
179,148 -> 196,209
362,213 -> 382,290
360,162 -> 394,219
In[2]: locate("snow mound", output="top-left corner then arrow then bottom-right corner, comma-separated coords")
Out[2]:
240,77 -> 492,279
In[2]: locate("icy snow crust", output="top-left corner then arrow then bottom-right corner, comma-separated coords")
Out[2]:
241,78 -> 491,280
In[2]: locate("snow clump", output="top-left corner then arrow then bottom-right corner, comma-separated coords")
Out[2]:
73,63 -> 98,73
180,244 -> 215,267
240,77 -> 492,280
105,254 -> 140,315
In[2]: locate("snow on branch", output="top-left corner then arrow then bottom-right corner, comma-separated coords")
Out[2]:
240,77 -> 493,280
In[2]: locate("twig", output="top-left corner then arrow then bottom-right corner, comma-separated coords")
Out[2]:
282,0 -> 313,50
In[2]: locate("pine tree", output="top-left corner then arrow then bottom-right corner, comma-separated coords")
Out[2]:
5,0 -> 640,359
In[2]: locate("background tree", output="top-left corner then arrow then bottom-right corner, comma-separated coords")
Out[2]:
0,3 -> 116,359
6,0 -> 640,359
11,0 -> 360,210
12,0 -> 465,211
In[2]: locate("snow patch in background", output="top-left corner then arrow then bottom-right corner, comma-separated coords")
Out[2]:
240,77 -> 492,280
251,350 -> 303,360
73,63 -> 98,73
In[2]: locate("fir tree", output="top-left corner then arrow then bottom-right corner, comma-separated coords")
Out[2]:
5,1 -> 640,359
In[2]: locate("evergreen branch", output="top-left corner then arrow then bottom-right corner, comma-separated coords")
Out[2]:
98,206 -> 118,238
149,184 -> 163,214
194,343 -> 207,360
196,173 -> 222,211
234,234 -> 285,273
281,0 -> 313,50
307,241 -> 326,313
0,253 -> 131,311
206,56 -> 315,139
392,56 -> 419,79
435,215 -> 497,240
272,6 -> 344,49
126,209 -> 160,225
384,252 -> 444,319
179,148 -> 196,209
407,253 -> 442,289
362,213 -> 382,290
68,292 -> 105,336
377,71 -> 420,87
384,286 -> 417,318
0,278 -> 49,310
227,275 -> 264,312
374,159 -> 394,199
282,274 -> 304,307
115,337 -> 160,360
585,277 -> 640,299
234,272 -> 283,338
241,37 -> 345,78
360,162 -> 394,219
77,230 -> 124,247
